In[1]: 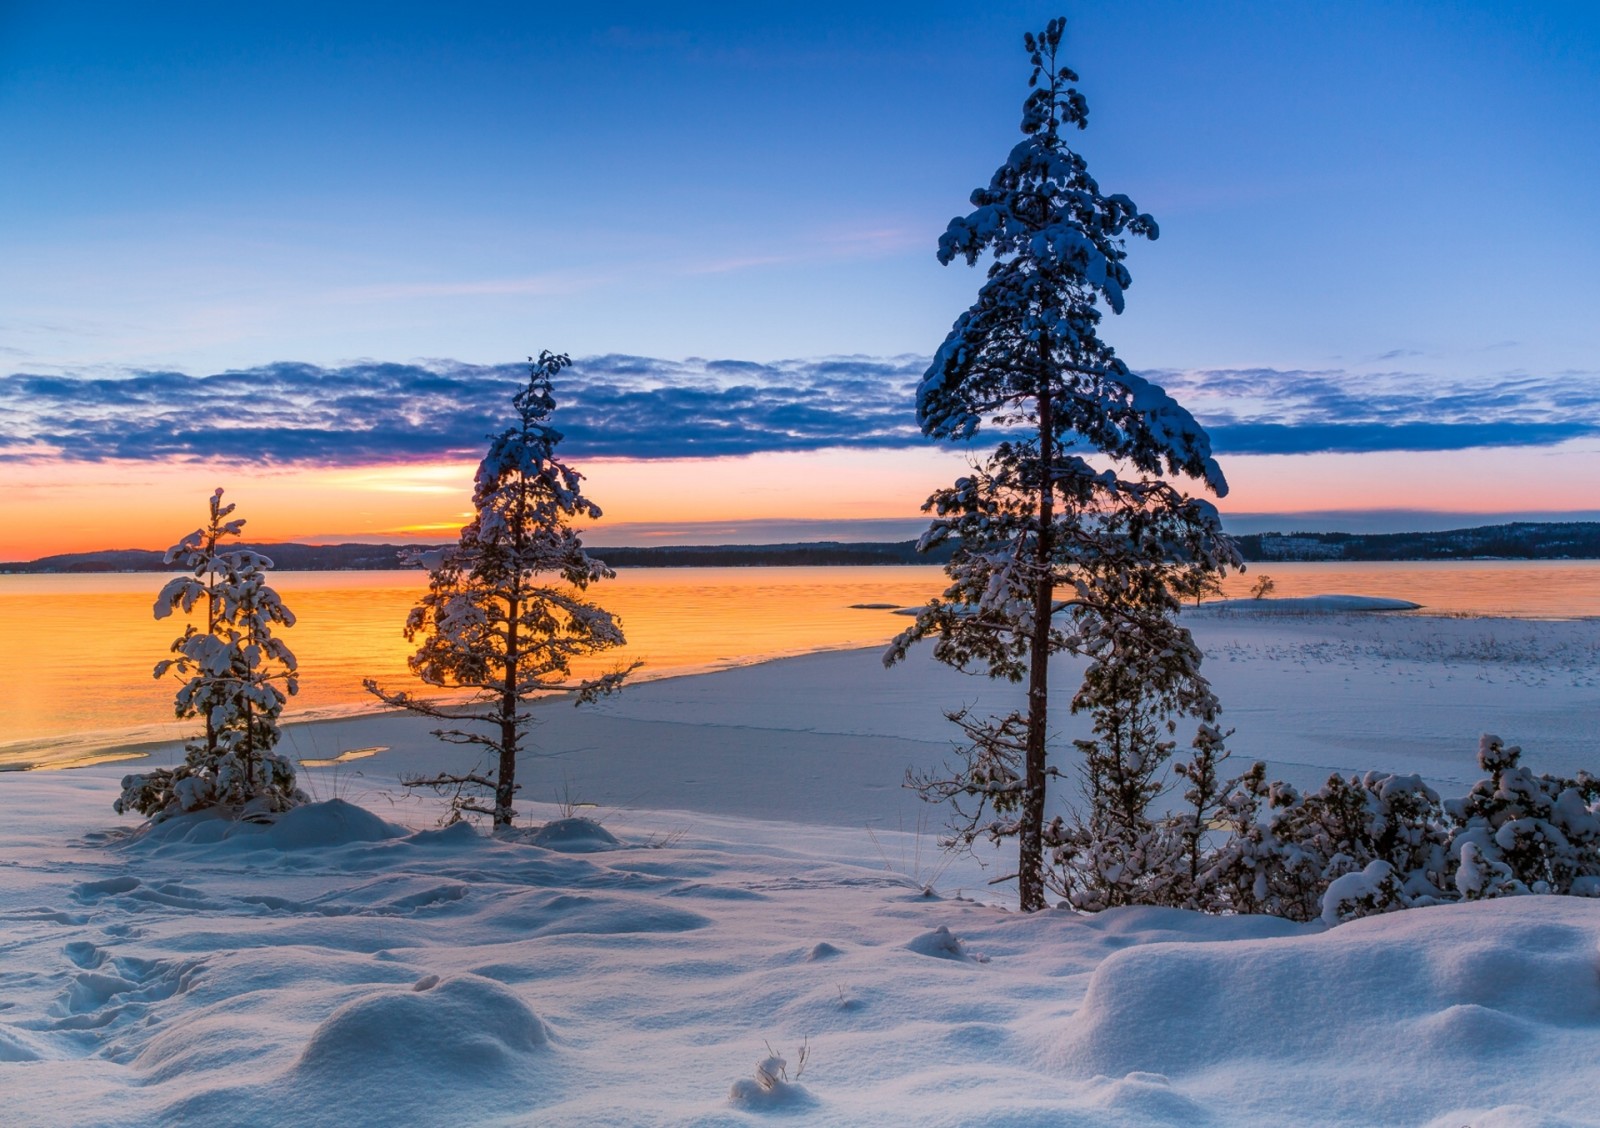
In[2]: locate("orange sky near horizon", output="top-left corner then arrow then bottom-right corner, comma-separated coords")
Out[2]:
3,449 -> 963,559
4,438 -> 1598,562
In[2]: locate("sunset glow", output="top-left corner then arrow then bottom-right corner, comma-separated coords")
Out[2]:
2,3 -> 1596,562
6,436 -> 1597,561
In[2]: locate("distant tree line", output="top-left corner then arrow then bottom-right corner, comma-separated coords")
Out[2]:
3,539 -> 960,572
1233,522 -> 1600,562
10,523 -> 1600,574
592,541 -> 960,568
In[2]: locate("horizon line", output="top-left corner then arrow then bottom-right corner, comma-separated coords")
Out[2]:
10,509 -> 1600,566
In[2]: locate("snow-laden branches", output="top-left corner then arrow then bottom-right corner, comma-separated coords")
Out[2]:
367,352 -> 638,829
887,17 -> 1238,912
118,488 -> 305,822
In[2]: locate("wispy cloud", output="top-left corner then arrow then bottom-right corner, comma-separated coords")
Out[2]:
330,274 -> 603,302
325,226 -> 924,302
2,357 -> 1593,467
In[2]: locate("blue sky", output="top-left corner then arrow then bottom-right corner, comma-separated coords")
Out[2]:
2,1 -> 1598,551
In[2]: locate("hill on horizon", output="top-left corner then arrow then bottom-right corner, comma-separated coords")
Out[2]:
5,522 -> 1599,573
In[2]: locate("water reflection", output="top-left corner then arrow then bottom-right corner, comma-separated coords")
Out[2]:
2,560 -> 1596,767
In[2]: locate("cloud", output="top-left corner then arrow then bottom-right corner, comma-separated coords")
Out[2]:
2,356 -> 1594,467
1147,366 -> 1600,456
1206,420 -> 1594,455
0,355 -> 926,465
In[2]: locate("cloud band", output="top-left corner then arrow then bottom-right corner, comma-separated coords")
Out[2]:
1,356 -> 1590,465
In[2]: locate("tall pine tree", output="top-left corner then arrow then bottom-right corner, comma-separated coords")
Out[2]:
366,351 -> 636,830
886,18 -> 1236,911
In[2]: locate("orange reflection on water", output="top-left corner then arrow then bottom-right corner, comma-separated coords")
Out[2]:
1206,560 -> 1600,619
5,560 -> 1599,770
0,567 -> 948,767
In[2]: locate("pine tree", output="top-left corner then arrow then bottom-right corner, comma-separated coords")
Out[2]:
117,488 -> 304,821
887,18 -> 1236,911
366,351 -> 637,830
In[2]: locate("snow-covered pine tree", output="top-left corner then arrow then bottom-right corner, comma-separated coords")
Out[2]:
365,351 -> 637,830
117,488 -> 304,821
886,17 -> 1236,911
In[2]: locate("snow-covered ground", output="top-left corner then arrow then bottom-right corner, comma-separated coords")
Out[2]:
3,610 -> 1599,1126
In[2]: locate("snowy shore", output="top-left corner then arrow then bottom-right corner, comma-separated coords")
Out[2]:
3,610 -> 1599,1125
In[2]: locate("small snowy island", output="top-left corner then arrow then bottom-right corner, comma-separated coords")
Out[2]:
1201,593 -> 1424,613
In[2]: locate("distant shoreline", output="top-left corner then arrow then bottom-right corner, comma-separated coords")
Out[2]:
5,520 -> 1600,572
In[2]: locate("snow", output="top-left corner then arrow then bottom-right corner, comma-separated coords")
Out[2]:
1204,593 -> 1423,613
4,612 -> 1600,1125
1056,898 -> 1600,1121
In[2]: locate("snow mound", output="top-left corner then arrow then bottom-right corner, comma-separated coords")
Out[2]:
405,819 -> 482,849
1420,1105 -> 1583,1128
728,1053 -> 816,1111
128,799 -> 405,852
906,924 -> 982,961
250,799 -> 407,849
295,974 -> 549,1078
526,816 -> 621,852
1089,1071 -> 1213,1123
1056,899 -> 1600,1120
0,1026 -> 45,1062
1206,594 -> 1421,613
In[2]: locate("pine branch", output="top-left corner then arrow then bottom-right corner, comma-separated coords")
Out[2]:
402,771 -> 498,791
430,728 -> 505,752
363,679 -> 496,723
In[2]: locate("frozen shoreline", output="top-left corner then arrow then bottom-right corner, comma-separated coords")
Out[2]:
40,608 -> 1600,819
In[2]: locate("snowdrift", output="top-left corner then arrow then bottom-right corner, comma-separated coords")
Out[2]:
4,786 -> 1600,1126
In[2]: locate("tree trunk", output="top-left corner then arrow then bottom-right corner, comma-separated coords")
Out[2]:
1020,387 -> 1055,912
494,715 -> 517,830
243,696 -> 254,796
495,593 -> 519,830
205,571 -> 219,760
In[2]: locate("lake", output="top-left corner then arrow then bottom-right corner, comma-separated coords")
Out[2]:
2,559 -> 1596,769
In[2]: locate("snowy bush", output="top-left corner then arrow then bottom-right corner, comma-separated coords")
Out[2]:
117,489 -> 305,822
1446,734 -> 1600,898
1030,723 -> 1600,923
1193,734 -> 1600,923
1210,767 -> 1452,923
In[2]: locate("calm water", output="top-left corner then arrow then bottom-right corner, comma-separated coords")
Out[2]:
2,560 -> 1596,769
0,566 -> 946,768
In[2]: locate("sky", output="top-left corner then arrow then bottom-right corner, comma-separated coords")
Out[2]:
2,1 -> 1598,559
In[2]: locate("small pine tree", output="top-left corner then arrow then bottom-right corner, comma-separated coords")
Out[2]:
117,489 -> 304,821
886,16 -> 1235,911
366,351 -> 637,830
